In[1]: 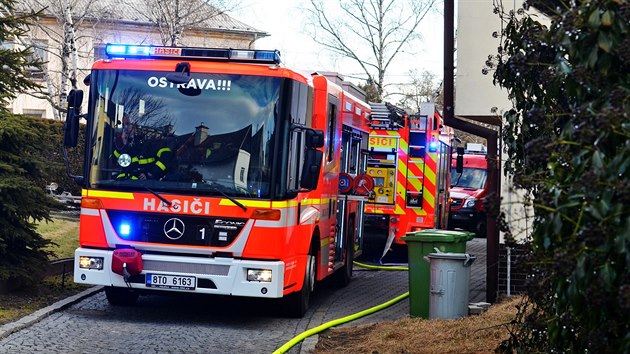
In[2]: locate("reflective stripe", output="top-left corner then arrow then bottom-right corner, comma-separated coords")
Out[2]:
115,172 -> 139,180
113,150 -> 121,158
88,190 -> 135,199
156,147 -> 171,157
155,161 -> 166,171
219,199 -> 271,207
137,157 -> 155,165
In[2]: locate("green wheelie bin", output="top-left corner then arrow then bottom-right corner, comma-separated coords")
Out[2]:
401,229 -> 475,318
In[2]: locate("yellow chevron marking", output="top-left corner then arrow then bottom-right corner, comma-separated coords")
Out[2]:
424,162 -> 436,184
424,189 -> 435,207
407,175 -> 423,192
87,190 -> 135,200
397,180 -> 406,194
412,207 -> 428,216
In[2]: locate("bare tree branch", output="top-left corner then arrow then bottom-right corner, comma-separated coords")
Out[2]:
305,0 -> 438,101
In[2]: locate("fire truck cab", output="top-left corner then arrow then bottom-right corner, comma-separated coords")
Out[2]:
449,144 -> 488,237
63,44 -> 371,317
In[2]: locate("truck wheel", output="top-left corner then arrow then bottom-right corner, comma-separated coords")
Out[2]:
283,246 -> 316,318
105,286 -> 139,306
333,242 -> 354,288
333,219 -> 355,287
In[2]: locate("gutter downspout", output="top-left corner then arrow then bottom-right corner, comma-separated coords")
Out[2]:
444,0 -> 500,303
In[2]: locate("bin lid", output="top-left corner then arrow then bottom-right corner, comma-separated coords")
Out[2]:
426,252 -> 471,260
426,252 -> 477,266
401,229 -> 474,243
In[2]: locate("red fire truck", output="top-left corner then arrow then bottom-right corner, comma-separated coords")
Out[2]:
62,44 -> 372,317
363,102 -> 453,260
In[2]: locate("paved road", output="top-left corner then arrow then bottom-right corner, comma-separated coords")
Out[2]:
0,239 -> 486,354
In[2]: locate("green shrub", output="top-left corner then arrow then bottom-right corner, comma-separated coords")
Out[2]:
493,1 -> 630,352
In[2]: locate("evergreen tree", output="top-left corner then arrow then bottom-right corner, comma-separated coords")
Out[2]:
0,0 -> 57,286
0,0 -> 42,112
0,113 -> 60,284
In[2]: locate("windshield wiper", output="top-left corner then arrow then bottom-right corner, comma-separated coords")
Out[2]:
145,186 -> 172,206
206,184 -> 247,212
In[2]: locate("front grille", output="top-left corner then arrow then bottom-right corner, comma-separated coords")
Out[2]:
450,199 -> 463,209
107,210 -> 246,247
144,260 -> 229,276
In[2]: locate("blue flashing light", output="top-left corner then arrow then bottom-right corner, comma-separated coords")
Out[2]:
106,44 -> 127,55
119,223 -> 131,238
429,140 -> 438,152
104,43 -> 281,64
105,44 -> 152,58
254,50 -> 280,62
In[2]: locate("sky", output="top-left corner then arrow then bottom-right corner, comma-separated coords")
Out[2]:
233,0 -> 445,92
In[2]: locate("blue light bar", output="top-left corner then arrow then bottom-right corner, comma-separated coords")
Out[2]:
105,44 -> 152,57
429,140 -> 438,152
104,44 -> 281,64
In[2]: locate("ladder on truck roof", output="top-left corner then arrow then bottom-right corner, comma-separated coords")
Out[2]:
369,102 -> 406,130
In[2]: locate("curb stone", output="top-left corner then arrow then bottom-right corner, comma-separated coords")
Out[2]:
0,286 -> 103,340
299,335 -> 319,353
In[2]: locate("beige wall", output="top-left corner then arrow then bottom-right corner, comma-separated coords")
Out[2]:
455,0 -> 510,119
11,18 -> 258,120
455,0 -> 536,242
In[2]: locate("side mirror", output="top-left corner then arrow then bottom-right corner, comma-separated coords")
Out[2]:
64,89 -> 83,147
300,149 -> 323,190
455,146 -> 464,174
306,129 -> 325,148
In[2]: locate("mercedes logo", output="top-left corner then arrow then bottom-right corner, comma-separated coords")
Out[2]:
163,218 -> 185,240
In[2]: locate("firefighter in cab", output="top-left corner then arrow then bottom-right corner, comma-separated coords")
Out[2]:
113,114 -> 173,180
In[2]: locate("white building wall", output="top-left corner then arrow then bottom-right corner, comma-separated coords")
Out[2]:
455,0 -> 535,242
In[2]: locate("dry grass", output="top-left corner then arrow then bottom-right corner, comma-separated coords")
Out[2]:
313,295 -> 523,354
0,275 -> 88,326
36,218 -> 79,259
0,218 -> 83,325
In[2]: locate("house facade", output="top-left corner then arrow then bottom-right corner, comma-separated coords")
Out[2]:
8,0 -> 268,119
455,0 -> 542,243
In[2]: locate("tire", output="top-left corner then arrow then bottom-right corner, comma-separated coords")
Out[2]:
283,246 -> 316,318
333,220 -> 355,288
105,286 -> 139,306
333,242 -> 354,288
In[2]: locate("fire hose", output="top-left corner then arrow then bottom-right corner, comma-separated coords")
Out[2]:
272,262 -> 409,354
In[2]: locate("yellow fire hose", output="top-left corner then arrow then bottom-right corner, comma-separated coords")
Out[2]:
272,261 -> 409,354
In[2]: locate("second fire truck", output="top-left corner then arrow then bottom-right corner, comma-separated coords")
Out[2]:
363,102 -> 453,260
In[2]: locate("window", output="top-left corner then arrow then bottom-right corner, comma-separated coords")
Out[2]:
23,109 -> 46,118
25,40 -> 47,80
326,95 -> 338,162
93,44 -> 107,61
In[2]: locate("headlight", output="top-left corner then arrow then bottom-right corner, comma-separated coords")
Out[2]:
247,269 -> 272,282
464,197 -> 477,208
79,256 -> 104,270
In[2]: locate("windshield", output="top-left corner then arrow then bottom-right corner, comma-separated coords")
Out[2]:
86,69 -> 282,199
451,167 -> 487,189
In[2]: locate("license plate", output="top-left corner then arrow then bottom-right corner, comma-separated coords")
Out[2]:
146,273 -> 196,290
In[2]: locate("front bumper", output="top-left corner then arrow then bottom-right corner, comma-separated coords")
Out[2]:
74,248 -> 285,298
449,208 -> 485,232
